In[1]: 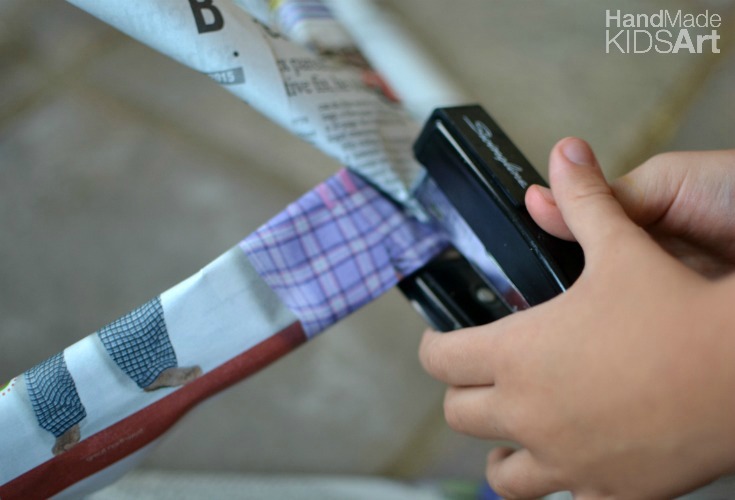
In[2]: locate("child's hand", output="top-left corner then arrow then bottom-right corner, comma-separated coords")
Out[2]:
528,147 -> 735,278
419,139 -> 735,498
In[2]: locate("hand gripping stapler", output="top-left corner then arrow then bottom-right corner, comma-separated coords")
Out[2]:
400,105 -> 585,331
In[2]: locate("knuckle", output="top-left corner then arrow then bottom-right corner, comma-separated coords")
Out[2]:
419,337 -> 446,379
641,152 -> 666,169
500,405 -> 527,441
442,390 -> 465,431
567,182 -> 613,206
638,151 -> 689,184
647,151 -> 696,187
644,151 -> 676,169
486,469 -> 518,499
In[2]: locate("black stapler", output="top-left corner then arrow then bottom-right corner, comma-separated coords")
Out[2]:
400,105 -> 584,331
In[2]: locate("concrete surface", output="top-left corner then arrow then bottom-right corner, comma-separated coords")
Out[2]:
1,0 -> 734,490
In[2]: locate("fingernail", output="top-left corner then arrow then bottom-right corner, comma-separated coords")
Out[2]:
561,138 -> 594,166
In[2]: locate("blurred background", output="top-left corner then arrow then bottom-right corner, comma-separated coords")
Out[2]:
1,0 -> 734,498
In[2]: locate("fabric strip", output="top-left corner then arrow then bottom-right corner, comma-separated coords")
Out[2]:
240,169 -> 448,337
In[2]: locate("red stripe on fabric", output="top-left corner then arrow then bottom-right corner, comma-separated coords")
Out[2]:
1,322 -> 307,499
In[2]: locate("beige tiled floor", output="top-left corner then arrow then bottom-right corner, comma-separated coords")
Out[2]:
667,43 -> 735,150
388,0 -> 735,176
1,0 -> 734,486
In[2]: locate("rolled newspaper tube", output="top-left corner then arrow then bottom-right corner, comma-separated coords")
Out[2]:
324,0 -> 471,122
0,168 -> 447,498
235,0 -> 404,101
66,0 -> 426,214
1,2 -> 455,495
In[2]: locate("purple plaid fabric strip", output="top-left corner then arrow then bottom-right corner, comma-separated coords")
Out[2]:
240,169 -> 448,337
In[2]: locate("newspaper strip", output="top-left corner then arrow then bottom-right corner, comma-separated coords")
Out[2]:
67,0 -> 425,215
0,246 -> 303,497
